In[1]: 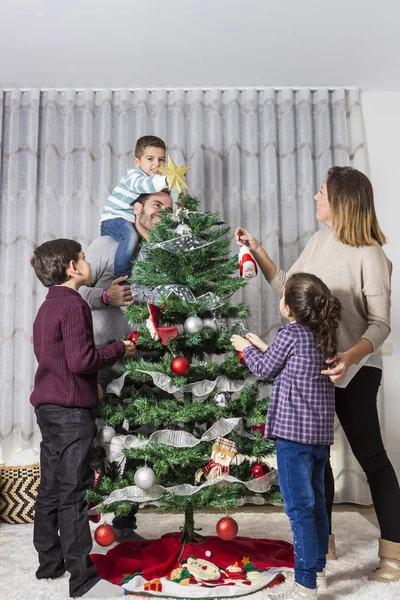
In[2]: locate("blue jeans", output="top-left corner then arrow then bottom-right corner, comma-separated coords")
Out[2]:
100,218 -> 139,280
276,438 -> 329,590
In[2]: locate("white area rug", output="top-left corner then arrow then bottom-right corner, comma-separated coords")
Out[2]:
0,511 -> 399,600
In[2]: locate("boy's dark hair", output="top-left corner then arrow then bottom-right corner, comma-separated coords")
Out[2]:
135,136 -> 166,159
31,239 -> 82,287
284,272 -> 341,360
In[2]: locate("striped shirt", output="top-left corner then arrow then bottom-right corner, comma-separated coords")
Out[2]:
101,167 -> 168,223
243,322 -> 335,445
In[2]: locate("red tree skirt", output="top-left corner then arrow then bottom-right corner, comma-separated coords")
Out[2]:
91,533 -> 294,597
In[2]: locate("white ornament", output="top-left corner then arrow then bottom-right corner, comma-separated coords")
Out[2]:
203,318 -> 218,332
214,392 -> 229,408
97,426 -> 116,445
205,550 -> 212,557
175,223 -> 192,235
134,466 -> 156,490
184,316 -> 204,334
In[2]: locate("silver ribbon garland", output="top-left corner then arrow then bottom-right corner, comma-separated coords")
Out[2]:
139,234 -> 215,259
100,469 -> 278,505
106,371 -> 256,397
109,416 -> 255,466
131,284 -> 224,310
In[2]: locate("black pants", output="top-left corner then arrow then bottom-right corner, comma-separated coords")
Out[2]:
34,405 -> 100,597
325,367 -> 400,543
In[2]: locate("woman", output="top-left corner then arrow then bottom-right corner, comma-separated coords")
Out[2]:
235,166 -> 400,582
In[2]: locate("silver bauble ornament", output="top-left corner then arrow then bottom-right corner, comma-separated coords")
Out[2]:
134,466 -> 156,490
175,223 -> 192,236
184,316 -> 204,334
214,392 -> 229,408
203,318 -> 218,332
97,425 -> 116,445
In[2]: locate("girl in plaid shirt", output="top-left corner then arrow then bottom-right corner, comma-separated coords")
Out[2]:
231,273 -> 341,600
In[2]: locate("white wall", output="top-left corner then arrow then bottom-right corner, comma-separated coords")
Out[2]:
362,91 -> 400,477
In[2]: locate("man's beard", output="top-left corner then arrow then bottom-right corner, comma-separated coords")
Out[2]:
137,211 -> 152,233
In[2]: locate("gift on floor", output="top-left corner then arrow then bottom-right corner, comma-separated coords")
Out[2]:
0,463 -> 40,524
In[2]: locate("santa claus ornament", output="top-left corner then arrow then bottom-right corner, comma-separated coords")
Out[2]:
239,246 -> 258,279
195,437 -> 237,482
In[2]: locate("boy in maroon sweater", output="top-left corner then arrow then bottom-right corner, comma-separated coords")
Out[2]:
30,239 -> 136,598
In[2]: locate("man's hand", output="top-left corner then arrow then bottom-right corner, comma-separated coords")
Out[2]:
107,276 -> 134,307
246,332 -> 268,353
230,334 -> 252,352
122,340 -> 137,358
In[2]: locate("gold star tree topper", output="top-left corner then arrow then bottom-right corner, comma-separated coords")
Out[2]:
159,156 -> 189,194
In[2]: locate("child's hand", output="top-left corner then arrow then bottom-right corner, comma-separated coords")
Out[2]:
230,334 -> 252,352
246,332 -> 268,353
97,384 -> 104,402
123,340 -> 137,357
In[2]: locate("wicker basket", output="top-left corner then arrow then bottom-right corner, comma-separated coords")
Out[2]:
0,463 -> 40,524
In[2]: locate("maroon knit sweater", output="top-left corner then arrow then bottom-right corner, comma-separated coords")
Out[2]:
30,286 -> 126,409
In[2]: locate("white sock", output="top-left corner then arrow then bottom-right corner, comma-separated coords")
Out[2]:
80,578 -> 125,597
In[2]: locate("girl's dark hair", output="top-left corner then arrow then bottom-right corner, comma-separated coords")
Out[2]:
284,273 -> 341,359
31,239 -> 81,287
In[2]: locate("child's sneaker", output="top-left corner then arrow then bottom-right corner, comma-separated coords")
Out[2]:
317,569 -> 327,590
267,582 -> 317,599
326,533 -> 336,560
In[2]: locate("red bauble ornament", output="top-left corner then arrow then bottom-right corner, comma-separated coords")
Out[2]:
251,424 -> 266,436
94,523 -> 116,547
237,351 -> 246,365
88,505 -> 101,523
127,332 -> 140,344
251,463 -> 269,478
216,516 -> 238,540
171,356 -> 190,376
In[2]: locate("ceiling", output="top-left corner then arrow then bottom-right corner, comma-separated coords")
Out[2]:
0,0 -> 398,90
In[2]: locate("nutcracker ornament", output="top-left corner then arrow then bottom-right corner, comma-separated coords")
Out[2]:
238,245 -> 258,279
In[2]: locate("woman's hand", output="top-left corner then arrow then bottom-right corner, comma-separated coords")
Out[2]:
230,334 -> 252,352
234,227 -> 261,252
321,352 -> 353,383
246,332 -> 268,353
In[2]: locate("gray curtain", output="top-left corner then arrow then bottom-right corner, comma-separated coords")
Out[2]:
0,87 -> 369,502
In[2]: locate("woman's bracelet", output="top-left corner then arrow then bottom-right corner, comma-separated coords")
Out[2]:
102,288 -> 109,305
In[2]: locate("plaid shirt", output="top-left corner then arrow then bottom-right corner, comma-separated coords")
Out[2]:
243,322 -> 335,445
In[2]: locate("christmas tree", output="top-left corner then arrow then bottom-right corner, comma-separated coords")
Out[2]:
88,164 -> 280,543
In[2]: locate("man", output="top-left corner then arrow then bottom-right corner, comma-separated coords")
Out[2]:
80,191 -> 173,539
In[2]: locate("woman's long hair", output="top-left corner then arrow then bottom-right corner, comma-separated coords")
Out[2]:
284,273 -> 341,360
326,166 -> 386,247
